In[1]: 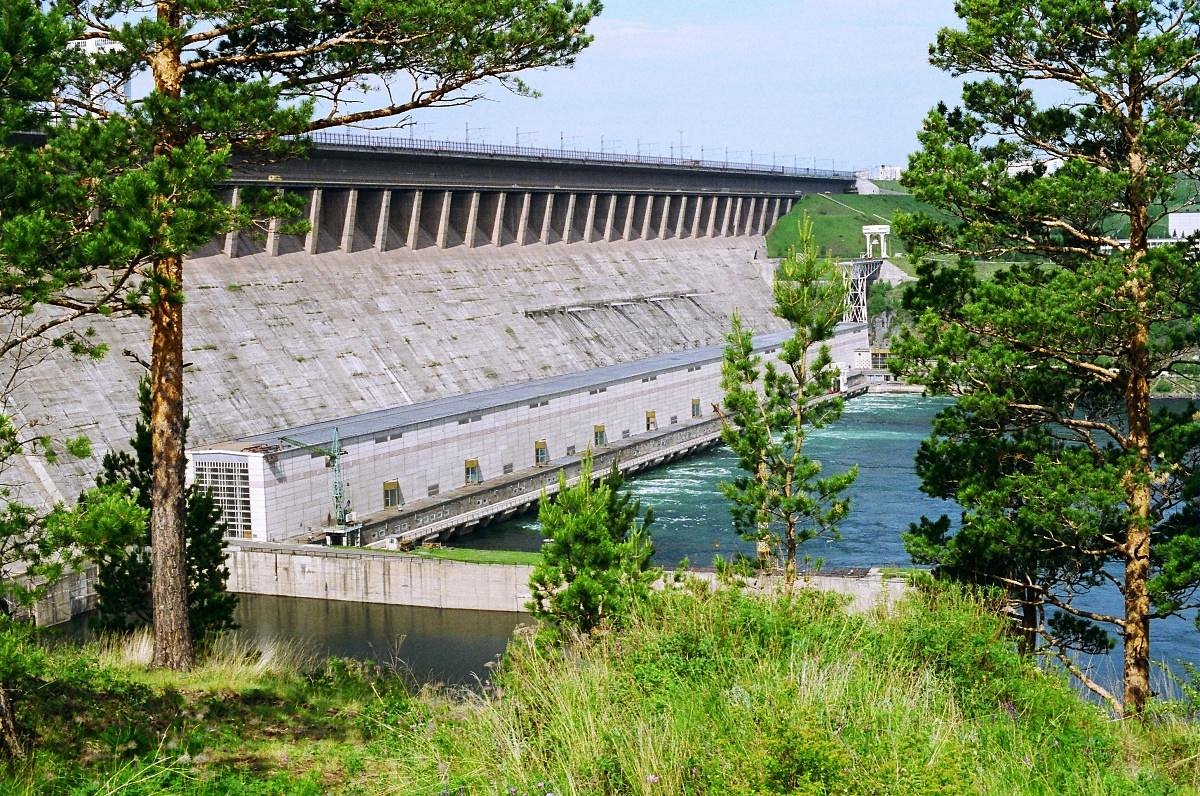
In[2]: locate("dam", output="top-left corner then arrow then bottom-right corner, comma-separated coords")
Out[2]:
8,136 -> 869,558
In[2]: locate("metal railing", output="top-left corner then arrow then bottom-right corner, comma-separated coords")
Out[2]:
306,131 -> 856,180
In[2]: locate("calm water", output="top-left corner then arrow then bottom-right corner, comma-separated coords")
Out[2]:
234,595 -> 524,686
229,394 -> 1194,689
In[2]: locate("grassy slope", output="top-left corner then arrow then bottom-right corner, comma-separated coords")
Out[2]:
3,587 -> 1197,795
766,193 -> 934,261
870,179 -> 908,193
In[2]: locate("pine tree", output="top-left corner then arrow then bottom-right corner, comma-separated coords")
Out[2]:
892,0 -> 1200,716
528,459 -> 657,639
718,215 -> 858,583
91,377 -> 236,641
21,0 -> 603,670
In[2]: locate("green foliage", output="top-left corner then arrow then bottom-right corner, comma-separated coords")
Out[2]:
0,422 -> 115,620
720,214 -> 858,578
527,458 -> 658,638
867,279 -> 904,318
0,588 -> 1198,792
445,586 -> 1192,794
88,377 -> 236,642
890,0 -> 1200,715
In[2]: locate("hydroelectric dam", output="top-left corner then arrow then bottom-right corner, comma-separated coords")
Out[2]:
10,135 -> 871,616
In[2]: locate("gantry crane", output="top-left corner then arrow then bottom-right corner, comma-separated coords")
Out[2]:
278,427 -> 362,545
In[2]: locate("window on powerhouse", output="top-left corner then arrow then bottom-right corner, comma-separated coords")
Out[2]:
383,480 -> 402,508
535,440 -> 549,465
465,458 -> 482,485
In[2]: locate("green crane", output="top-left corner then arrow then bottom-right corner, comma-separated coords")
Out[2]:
278,427 -> 360,544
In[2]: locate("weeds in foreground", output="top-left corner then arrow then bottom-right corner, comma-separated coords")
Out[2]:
0,587 -> 1196,794
397,586 -> 1196,795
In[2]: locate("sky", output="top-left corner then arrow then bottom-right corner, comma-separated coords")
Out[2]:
397,1 -> 963,174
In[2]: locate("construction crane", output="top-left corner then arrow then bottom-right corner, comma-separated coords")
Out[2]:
277,427 -> 362,545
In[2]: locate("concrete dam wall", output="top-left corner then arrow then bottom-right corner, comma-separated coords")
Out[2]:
11,236 -> 788,508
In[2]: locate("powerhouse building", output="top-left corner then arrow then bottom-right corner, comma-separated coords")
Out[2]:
188,324 -> 867,543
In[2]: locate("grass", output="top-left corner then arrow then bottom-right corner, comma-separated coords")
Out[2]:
427,585 -> 1199,795
335,544 -> 543,566
407,546 -> 542,566
766,193 -> 939,259
1,585 -> 1197,794
869,179 -> 909,194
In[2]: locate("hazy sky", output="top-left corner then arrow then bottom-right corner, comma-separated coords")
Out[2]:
398,1 -> 963,173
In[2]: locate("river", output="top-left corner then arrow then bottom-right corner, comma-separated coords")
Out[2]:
236,393 -> 1196,692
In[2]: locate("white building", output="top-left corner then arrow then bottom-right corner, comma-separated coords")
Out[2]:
1168,212 -> 1200,238
188,325 -> 868,543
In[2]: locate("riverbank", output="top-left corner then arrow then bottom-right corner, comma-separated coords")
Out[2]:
4,585 -> 1196,794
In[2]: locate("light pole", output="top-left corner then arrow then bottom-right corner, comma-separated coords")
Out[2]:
465,122 -> 487,145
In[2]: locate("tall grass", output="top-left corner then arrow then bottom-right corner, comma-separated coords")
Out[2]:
392,584 -> 1196,795
92,628 -> 322,690
4,587 -> 1197,794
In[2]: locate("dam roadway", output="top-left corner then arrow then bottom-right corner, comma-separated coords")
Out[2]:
230,132 -> 855,194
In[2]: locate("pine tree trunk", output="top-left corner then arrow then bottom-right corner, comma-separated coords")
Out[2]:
150,252 -> 193,669
1123,352 -> 1152,718
1122,138 -> 1152,717
0,683 -> 24,759
147,0 -> 193,670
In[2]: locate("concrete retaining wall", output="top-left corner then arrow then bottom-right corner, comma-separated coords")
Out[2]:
5,564 -> 99,627
226,542 -> 907,615
227,543 -> 534,612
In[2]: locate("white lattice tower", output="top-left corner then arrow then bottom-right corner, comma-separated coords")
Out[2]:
840,259 -> 882,324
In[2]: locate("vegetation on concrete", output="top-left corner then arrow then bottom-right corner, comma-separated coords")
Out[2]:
528,459 -> 658,638
0,586 -> 1197,793
89,376 -> 236,642
891,0 -> 1200,717
408,546 -> 543,567
720,215 -> 858,582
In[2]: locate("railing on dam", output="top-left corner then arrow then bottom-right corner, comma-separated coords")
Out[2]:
306,131 -> 856,181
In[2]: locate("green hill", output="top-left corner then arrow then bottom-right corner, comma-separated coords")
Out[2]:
766,193 -> 936,259
4,585 -> 1196,793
